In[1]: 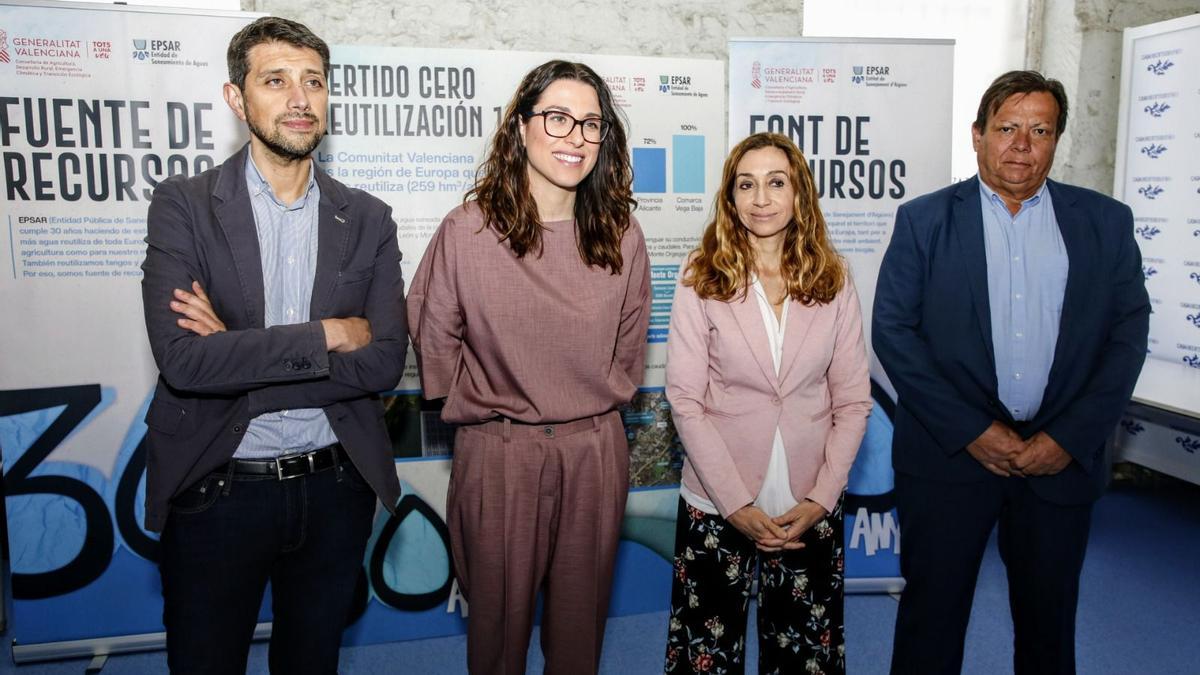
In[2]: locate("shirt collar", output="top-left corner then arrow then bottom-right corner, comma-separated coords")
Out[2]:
978,176 -> 1047,212
244,152 -> 318,212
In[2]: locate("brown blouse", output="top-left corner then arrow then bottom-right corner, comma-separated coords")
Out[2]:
407,203 -> 651,424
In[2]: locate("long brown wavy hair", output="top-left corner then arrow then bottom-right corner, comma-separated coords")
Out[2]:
466,60 -> 636,274
684,132 -> 844,305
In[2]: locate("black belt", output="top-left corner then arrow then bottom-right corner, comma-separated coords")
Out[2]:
228,443 -> 347,480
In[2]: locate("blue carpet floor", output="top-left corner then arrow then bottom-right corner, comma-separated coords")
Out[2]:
4,482 -> 1198,674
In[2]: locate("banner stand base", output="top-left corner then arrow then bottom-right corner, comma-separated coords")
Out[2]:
11,580 -> 902,666
845,577 -> 905,594
12,622 -> 272,666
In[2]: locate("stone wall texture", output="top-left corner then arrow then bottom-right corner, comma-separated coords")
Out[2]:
243,0 -> 803,62
247,0 -> 1197,195
1032,0 -> 1198,192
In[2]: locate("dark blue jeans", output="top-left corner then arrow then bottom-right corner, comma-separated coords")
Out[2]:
159,459 -> 377,675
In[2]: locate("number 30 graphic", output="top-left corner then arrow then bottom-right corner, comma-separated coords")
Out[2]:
1,385 -> 114,600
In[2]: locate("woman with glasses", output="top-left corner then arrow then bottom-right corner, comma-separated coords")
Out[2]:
407,60 -> 649,674
663,133 -> 871,674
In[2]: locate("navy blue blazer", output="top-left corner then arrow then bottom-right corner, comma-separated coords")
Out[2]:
141,144 -> 406,531
872,176 -> 1149,505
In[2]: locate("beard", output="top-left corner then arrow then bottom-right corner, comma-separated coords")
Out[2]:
244,103 -> 323,161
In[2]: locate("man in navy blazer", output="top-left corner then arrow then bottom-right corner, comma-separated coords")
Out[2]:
873,71 -> 1149,674
141,17 -> 405,674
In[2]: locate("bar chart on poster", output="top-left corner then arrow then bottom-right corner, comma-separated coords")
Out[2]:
633,131 -> 710,346
627,117 -> 722,357
633,134 -> 707,194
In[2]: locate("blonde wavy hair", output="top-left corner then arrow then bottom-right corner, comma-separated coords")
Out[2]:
684,132 -> 844,305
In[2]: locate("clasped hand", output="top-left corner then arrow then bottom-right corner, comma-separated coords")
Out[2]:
727,499 -> 828,553
966,421 -> 1071,477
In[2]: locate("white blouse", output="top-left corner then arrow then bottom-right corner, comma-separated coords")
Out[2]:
679,278 -> 799,519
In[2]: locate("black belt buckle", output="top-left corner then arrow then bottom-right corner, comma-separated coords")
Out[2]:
274,450 -> 317,480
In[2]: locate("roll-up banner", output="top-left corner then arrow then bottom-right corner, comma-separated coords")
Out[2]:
0,0 -> 259,661
1112,12 -> 1200,484
728,37 -> 956,591
0,0 -> 725,661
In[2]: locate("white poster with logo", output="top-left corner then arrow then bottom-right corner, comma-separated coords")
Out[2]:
0,0 -> 726,658
728,37 -> 955,589
1112,13 -> 1200,484
0,0 -> 256,658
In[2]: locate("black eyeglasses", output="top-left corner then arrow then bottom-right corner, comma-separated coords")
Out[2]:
525,110 -> 610,144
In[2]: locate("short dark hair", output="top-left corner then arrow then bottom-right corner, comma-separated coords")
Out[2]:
973,70 -> 1069,136
226,16 -> 330,90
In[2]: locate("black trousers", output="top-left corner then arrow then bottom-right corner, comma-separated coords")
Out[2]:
890,471 -> 1093,675
159,459 -> 377,674
664,497 -> 845,675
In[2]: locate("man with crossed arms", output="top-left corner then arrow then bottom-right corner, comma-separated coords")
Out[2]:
142,17 -> 405,674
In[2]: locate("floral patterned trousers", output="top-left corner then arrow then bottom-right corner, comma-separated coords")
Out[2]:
663,497 -> 846,675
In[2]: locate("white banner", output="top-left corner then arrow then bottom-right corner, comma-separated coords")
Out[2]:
728,37 -> 954,587
1112,13 -> 1200,486
1113,13 -> 1200,419
0,0 -> 256,652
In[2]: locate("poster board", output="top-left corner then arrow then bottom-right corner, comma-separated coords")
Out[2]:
728,37 -> 955,590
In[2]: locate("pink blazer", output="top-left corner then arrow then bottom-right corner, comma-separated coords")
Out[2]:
666,269 -> 872,518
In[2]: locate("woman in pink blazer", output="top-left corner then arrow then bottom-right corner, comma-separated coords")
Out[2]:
663,133 -> 871,675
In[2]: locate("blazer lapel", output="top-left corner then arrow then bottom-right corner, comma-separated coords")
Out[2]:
212,145 -> 266,328
310,170 -> 352,319
952,177 -> 997,375
729,291 -> 781,392
1042,180 -> 1085,397
777,299 -> 814,385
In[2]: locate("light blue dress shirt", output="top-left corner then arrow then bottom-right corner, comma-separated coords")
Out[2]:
979,179 -> 1068,422
234,154 -> 338,458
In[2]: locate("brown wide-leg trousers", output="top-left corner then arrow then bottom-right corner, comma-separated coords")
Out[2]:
447,411 -> 630,674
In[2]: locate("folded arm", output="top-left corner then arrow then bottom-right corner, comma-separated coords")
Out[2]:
245,212 -> 408,414
144,180 -> 407,408
142,180 -> 329,395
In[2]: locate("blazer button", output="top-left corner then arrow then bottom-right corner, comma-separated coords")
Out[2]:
771,397 -> 781,405
232,424 -> 244,434
283,361 -> 293,371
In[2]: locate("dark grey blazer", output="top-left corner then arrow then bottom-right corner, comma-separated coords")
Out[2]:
140,144 -> 405,532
